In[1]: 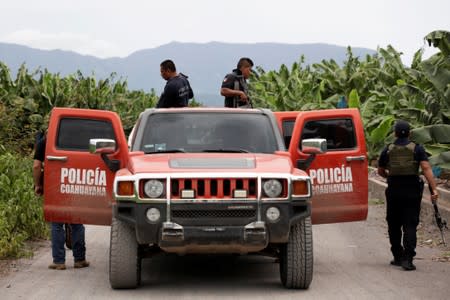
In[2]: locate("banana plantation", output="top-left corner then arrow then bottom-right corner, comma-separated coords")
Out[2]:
0,30 -> 449,258
250,30 -> 450,173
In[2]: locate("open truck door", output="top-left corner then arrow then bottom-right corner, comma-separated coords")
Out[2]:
275,109 -> 368,224
44,108 -> 128,225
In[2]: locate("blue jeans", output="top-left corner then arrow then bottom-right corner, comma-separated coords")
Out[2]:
51,223 -> 86,264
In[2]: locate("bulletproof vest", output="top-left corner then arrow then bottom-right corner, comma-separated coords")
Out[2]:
387,142 -> 419,176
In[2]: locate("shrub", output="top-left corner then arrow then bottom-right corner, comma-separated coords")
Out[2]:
0,148 -> 48,258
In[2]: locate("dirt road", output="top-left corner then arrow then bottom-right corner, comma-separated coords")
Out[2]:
1,204 -> 449,300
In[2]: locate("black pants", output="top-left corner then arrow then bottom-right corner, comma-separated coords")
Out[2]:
385,176 -> 423,260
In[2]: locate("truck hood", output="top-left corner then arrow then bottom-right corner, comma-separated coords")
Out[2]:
127,153 -> 293,174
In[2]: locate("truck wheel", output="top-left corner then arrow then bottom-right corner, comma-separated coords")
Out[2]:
279,217 -> 313,289
109,217 -> 141,289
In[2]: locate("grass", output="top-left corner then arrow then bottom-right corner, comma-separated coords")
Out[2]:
369,198 -> 385,205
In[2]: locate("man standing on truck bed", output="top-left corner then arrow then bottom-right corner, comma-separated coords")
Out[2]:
221,57 -> 253,108
156,59 -> 194,108
377,120 -> 439,271
33,133 -> 90,270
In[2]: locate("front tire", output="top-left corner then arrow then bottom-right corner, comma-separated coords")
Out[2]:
279,217 -> 313,289
109,217 -> 141,289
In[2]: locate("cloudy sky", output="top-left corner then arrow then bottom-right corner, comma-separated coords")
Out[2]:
1,0 -> 449,64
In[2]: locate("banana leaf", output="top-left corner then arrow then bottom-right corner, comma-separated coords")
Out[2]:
411,124 -> 450,144
424,30 -> 450,56
370,116 -> 395,144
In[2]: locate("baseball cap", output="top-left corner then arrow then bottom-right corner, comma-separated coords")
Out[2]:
394,120 -> 410,137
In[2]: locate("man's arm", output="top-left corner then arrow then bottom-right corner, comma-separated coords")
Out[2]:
377,166 -> 388,178
377,146 -> 389,178
220,88 -> 248,100
33,159 -> 43,195
420,160 -> 439,200
221,74 -> 248,101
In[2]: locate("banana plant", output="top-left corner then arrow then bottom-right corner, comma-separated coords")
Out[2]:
249,37 -> 450,175
0,63 -> 158,154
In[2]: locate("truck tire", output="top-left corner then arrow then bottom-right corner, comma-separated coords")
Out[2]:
279,217 -> 313,289
109,217 -> 141,289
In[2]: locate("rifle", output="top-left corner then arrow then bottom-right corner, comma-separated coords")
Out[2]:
429,185 -> 448,246
233,75 -> 253,108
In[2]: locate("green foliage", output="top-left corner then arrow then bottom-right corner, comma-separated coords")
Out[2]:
249,30 -> 450,170
189,97 -> 203,107
0,148 -> 48,258
0,64 -> 158,153
411,125 -> 450,170
348,89 -> 360,108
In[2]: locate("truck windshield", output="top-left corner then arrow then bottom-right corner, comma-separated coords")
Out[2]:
140,112 -> 278,154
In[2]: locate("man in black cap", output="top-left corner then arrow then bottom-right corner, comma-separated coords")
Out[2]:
220,57 -> 254,108
377,120 -> 439,271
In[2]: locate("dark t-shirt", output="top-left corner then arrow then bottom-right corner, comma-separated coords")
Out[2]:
221,70 -> 248,108
156,74 -> 194,108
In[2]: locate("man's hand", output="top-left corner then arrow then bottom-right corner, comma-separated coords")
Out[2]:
35,185 -> 43,196
238,91 -> 248,101
421,160 -> 439,202
431,189 -> 439,201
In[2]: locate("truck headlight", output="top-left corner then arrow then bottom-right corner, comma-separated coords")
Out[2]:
263,179 -> 282,198
144,179 -> 164,198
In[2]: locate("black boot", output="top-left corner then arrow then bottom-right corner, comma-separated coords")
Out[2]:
390,248 -> 404,267
401,259 -> 416,271
390,258 -> 402,266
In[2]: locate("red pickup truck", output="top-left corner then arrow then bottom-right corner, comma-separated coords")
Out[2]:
43,107 -> 368,289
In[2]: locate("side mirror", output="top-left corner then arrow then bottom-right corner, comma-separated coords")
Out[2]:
301,138 -> 327,154
297,138 -> 327,171
89,139 -> 116,155
89,139 -> 120,172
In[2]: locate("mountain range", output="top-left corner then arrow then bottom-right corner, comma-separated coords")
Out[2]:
0,41 -> 376,106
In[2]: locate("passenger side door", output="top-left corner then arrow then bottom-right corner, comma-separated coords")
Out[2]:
275,109 -> 368,224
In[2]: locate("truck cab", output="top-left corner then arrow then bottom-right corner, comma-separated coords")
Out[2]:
43,107 -> 368,290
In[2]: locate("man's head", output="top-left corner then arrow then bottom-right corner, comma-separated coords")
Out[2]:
394,120 -> 410,138
237,57 -> 254,79
160,59 -> 177,80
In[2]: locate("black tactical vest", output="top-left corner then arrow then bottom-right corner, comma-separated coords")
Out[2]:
387,142 -> 419,176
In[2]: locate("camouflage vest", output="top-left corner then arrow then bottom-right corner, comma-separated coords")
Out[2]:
387,142 -> 419,176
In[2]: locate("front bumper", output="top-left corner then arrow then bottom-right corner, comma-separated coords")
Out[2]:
114,201 -> 310,253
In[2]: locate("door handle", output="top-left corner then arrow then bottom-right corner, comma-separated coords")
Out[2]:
346,155 -> 365,162
47,155 -> 68,162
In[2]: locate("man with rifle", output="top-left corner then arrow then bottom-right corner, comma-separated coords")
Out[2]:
377,120 -> 439,271
221,57 -> 254,108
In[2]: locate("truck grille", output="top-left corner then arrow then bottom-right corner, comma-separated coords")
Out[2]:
172,209 -> 256,218
170,178 -> 257,199
171,204 -> 257,225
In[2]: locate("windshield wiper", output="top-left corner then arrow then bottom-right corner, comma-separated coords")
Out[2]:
144,149 -> 186,154
202,148 -> 249,153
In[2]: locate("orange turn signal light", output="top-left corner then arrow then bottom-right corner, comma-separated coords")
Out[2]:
293,181 -> 308,196
118,181 -> 134,196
